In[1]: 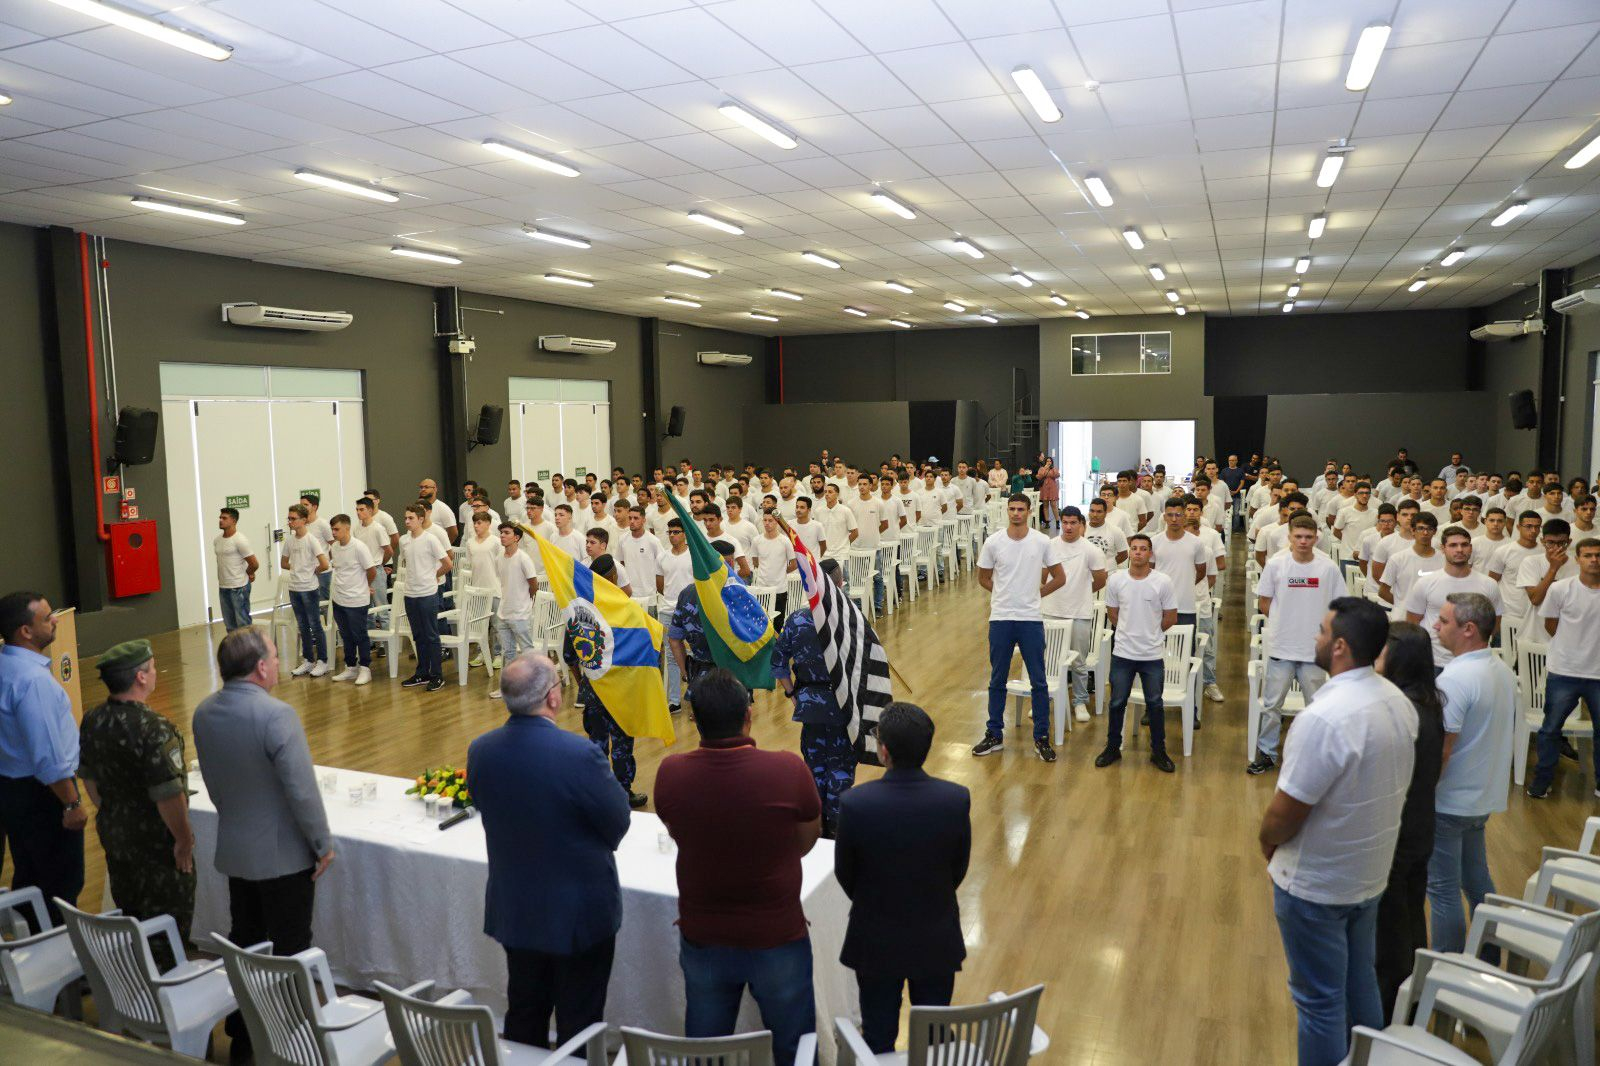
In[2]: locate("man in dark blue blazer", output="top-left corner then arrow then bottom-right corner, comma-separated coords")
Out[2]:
834,702 -> 972,1053
468,651 -> 632,1048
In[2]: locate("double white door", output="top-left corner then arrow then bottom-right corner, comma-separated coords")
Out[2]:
512,401 -> 611,483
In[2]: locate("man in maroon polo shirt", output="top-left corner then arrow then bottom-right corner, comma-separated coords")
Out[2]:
655,668 -> 821,1066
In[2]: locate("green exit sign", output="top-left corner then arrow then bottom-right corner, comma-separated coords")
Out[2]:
537,469 -> 550,481
299,488 -> 320,500
574,467 -> 587,476
225,494 -> 250,509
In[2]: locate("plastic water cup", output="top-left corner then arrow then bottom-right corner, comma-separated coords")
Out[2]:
362,779 -> 378,802
347,786 -> 364,807
319,771 -> 338,796
423,794 -> 438,818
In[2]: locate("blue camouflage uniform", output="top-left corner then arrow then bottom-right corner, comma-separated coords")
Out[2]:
562,629 -> 635,791
667,585 -> 716,684
773,605 -> 857,837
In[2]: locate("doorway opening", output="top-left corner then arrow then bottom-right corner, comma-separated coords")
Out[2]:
1048,419 -> 1197,510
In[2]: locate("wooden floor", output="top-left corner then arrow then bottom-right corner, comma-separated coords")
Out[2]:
12,536 -> 1597,1063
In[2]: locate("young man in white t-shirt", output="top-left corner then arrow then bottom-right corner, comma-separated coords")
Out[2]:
722,497 -> 760,561
1528,537 -> 1600,798
656,519 -> 694,713
1404,525 -> 1502,669
214,506 -> 259,632
1332,482 -> 1376,548
1042,506 -> 1107,722
752,510 -> 798,624
281,503 -> 330,677
1151,497 -> 1208,628
417,478 -> 459,544
400,503 -> 452,691
502,479 -> 523,524
817,483 -> 858,559
698,505 -> 751,580
488,523 -> 539,701
353,497 -> 393,617
1469,506 -> 1508,574
362,487 -> 401,560
547,504 -> 587,560
1380,512 -> 1443,621
299,493 -> 334,602
1356,506 -> 1397,575
1516,518 -> 1577,623
973,494 -> 1066,762
326,514 -> 377,685
1185,496 -> 1227,703
1251,514 -> 1344,774
791,496 -> 825,562
618,505 -> 665,599
1085,498 -> 1129,567
1487,510 -> 1545,622
584,529 -> 630,596
1097,533 -> 1179,772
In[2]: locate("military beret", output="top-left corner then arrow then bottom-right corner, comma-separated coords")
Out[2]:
97,639 -> 153,675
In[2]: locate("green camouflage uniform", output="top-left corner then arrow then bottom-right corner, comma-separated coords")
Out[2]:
79,698 -> 195,965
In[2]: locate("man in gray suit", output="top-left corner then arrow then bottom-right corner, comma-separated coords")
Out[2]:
192,627 -> 332,979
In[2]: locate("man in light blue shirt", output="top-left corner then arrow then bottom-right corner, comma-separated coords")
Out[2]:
1427,592 -> 1516,954
0,591 -> 86,925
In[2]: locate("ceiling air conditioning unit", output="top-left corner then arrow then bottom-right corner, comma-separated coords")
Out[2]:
1552,288 -> 1600,315
538,335 -> 616,354
697,351 -> 752,367
221,303 -> 352,332
1469,319 -> 1544,341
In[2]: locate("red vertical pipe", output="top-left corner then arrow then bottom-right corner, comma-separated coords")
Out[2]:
80,231 -> 109,542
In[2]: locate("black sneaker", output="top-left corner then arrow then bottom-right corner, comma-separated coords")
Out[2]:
1034,737 -> 1056,763
401,674 -> 427,688
1526,782 -> 1551,800
971,734 -> 1004,757
669,703 -> 681,715
1246,753 -> 1276,775
628,791 -> 648,809
1140,711 -> 1150,726
1150,750 -> 1175,773
1093,748 -> 1121,768
425,677 -> 446,692
1561,739 -> 1580,761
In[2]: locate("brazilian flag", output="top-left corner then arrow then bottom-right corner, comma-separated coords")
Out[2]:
666,493 -> 775,690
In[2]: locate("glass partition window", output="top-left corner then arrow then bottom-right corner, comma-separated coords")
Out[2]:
1070,332 -> 1172,376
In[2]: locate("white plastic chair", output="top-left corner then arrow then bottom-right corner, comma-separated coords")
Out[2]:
845,550 -> 876,620
1512,642 -> 1591,786
834,984 -> 1047,1065
1245,659 -> 1307,760
934,520 -> 958,583
367,583 -> 410,679
376,981 -> 606,1066
615,1026 -> 816,1065
1122,625 -> 1202,758
532,590 -> 571,686
955,514 -> 978,571
56,899 -> 238,1058
0,885 -> 83,1013
1007,619 -> 1080,745
440,586 -> 498,687
749,585 -> 781,622
1522,817 -> 1600,914
1498,613 -> 1522,672
897,528 -> 936,597
214,934 -> 405,1066
1086,603 -> 1113,718
875,542 -> 900,614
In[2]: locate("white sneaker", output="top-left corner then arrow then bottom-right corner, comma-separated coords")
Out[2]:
355,667 -> 371,686
1073,704 -> 1090,723
488,688 -> 503,700
309,661 -> 330,678
331,667 -> 357,682
291,661 -> 315,677
1205,683 -> 1225,703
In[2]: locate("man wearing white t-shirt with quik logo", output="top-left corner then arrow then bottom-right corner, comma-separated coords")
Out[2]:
1095,533 -> 1178,773
1250,515 -> 1344,776
972,494 -> 1065,764
214,506 -> 259,632
1257,597 -> 1416,1066
1527,537 -> 1600,799
1404,526 -> 1501,672
1041,507 -> 1107,724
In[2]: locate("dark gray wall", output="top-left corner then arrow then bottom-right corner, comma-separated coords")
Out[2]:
1557,253 -> 1600,477
741,402 -> 911,470
952,400 -> 983,468
1206,309 -> 1475,395
1263,391 -> 1497,481
1090,421 -> 1142,472
1481,287 -> 1544,475
653,320 -> 768,468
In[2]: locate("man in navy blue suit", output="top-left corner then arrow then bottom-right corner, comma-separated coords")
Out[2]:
834,702 -> 972,1053
468,652 -> 632,1048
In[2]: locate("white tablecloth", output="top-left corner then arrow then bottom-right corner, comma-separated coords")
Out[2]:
185,767 -> 854,1062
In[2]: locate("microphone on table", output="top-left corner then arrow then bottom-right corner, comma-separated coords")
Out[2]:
439,807 -> 477,831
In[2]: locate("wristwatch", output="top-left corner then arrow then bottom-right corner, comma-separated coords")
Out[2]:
63,800 -> 81,812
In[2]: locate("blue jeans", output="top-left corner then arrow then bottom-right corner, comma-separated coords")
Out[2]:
1426,812 -> 1495,956
331,604 -> 370,667
1106,654 -> 1166,753
1273,884 -> 1383,1066
1198,613 -> 1217,687
1531,672 -> 1600,791
680,935 -> 814,1066
219,585 -> 252,631
404,593 -> 442,679
289,590 -> 326,663
986,620 -> 1048,739
317,570 -> 332,601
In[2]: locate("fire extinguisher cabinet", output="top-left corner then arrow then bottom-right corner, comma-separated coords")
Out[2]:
106,519 -> 162,597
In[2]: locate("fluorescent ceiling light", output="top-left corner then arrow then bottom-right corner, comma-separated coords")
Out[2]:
842,306 -> 868,317
1566,131 -> 1600,170
665,261 -> 713,279
1286,283 -> 1301,298
718,101 -> 797,150
662,296 -> 700,308
544,273 -> 593,287
1009,271 -> 1034,288
950,237 -> 984,259
688,210 -> 744,235
482,138 -> 580,178
1010,66 -> 1062,123
0,92 -> 11,106
884,280 -> 914,294
1074,309 -> 1091,320
1490,201 -> 1527,227
943,301 -> 966,312
130,195 -> 244,226
1440,248 -> 1467,267
1122,227 -> 1144,250
44,0 -> 231,60
1049,293 -> 1068,307
1294,256 -> 1311,274
976,313 -> 999,324
801,250 -> 840,269
1148,264 -> 1166,281
293,169 -> 397,203
888,319 -> 913,329
1345,24 -> 1391,92
870,191 -> 916,220
1282,301 -> 1295,313
1407,278 -> 1428,293
749,312 -> 779,323
1307,213 -> 1326,240
391,245 -> 460,265
1164,290 -> 1180,302
769,288 -> 803,301
1316,152 -> 1346,188
1174,306 -> 1187,316
524,226 -> 590,249
1083,175 -> 1114,208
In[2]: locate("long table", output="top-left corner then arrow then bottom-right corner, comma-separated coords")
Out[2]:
184,767 -> 854,1062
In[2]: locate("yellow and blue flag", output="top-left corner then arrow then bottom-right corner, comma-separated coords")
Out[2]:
666,494 -> 775,690
530,530 -> 675,744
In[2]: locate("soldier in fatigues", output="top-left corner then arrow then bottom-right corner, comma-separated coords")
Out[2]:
564,555 -> 647,810
773,559 -> 858,838
667,540 -> 739,689
79,639 -> 196,970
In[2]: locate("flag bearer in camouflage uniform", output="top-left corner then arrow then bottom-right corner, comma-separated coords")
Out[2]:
79,639 -> 195,970
564,555 -> 647,811
773,559 -> 857,838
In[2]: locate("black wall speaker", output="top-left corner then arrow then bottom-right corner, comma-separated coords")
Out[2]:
665,405 -> 686,438
1509,390 -> 1538,430
473,404 -> 504,446
112,406 -> 159,466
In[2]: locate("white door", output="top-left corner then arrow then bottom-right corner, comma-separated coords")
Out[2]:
516,402 -> 564,483
592,403 -> 612,476
195,402 -> 279,618
162,399 -> 207,630
271,401 -> 343,523
562,403 -> 600,479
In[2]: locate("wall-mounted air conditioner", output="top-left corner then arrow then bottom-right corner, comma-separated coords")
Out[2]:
1469,319 -> 1544,341
221,303 -> 353,332
538,335 -> 616,354
1552,288 -> 1600,315
697,351 -> 752,367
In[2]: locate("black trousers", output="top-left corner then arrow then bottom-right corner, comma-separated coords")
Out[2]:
225,868 -> 317,1042
504,934 -> 616,1049
1375,855 -> 1429,1024
0,775 -> 83,928
855,970 -> 956,1054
